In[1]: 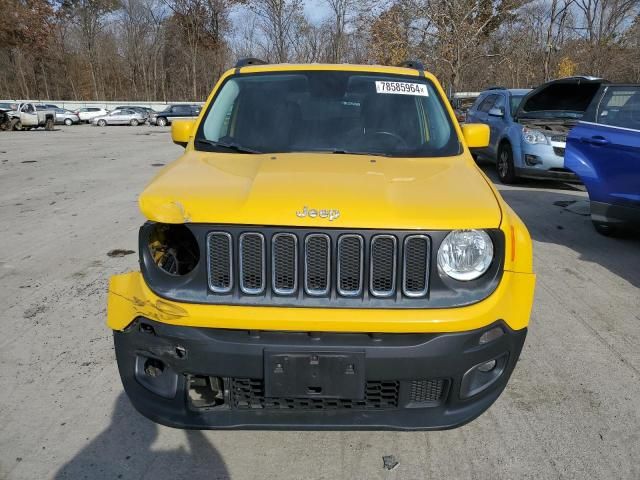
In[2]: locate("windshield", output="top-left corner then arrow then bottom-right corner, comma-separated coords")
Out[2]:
196,71 -> 460,157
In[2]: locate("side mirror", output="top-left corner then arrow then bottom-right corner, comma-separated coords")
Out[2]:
488,107 -> 504,117
461,123 -> 490,148
171,119 -> 196,147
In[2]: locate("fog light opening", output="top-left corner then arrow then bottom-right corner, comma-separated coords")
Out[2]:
479,326 -> 504,345
477,359 -> 497,373
524,154 -> 542,166
188,375 -> 226,409
144,358 -> 165,377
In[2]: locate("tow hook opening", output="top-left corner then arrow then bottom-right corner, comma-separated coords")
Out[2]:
188,375 -> 226,409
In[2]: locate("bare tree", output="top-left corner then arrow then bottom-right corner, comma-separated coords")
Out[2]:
248,0 -> 304,62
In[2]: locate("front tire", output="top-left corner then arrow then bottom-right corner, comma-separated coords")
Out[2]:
45,117 -> 54,130
592,221 -> 617,236
156,117 -> 167,127
97,119 -> 107,127
12,119 -> 22,131
130,119 -> 139,126
64,118 -> 73,126
497,143 -> 517,184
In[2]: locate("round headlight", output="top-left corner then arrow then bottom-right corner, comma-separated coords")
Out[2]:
437,230 -> 494,281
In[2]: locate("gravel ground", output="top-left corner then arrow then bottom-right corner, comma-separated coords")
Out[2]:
0,125 -> 638,480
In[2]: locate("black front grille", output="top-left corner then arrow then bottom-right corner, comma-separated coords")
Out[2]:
231,378 -> 399,410
206,228 -> 436,303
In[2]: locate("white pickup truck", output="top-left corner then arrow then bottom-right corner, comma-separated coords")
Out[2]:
9,103 -> 56,130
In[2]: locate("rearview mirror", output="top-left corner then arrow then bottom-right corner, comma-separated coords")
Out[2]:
461,123 -> 490,148
171,119 -> 196,147
488,107 -> 504,117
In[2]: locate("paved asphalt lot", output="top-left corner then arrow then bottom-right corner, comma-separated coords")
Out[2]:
0,125 -> 639,480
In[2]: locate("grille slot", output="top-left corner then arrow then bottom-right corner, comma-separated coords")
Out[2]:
370,235 -> 397,297
409,379 -> 446,403
207,232 -> 233,293
337,235 -> 363,296
272,233 -> 297,295
231,378 -> 399,410
239,233 -> 265,294
403,235 -> 430,297
304,234 -> 330,296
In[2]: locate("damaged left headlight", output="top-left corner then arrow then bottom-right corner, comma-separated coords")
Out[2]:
147,223 -> 199,276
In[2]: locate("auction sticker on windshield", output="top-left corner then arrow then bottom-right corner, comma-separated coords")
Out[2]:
375,81 -> 428,96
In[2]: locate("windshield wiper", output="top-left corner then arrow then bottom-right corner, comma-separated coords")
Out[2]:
195,138 -> 261,154
329,149 -> 390,157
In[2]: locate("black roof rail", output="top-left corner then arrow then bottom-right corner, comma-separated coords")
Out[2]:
486,86 -> 507,90
235,58 -> 268,68
396,60 -> 425,71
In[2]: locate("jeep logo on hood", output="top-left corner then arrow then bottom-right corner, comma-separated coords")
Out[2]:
296,206 -> 340,221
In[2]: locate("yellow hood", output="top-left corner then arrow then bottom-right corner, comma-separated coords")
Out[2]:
139,151 -> 502,229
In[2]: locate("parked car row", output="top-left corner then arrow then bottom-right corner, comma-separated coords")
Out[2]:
462,77 -> 639,236
0,102 -> 202,128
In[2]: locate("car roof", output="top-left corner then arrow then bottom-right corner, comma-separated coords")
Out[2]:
226,63 -> 434,80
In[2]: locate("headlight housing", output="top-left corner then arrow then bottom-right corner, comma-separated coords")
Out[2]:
437,230 -> 494,281
522,126 -> 548,145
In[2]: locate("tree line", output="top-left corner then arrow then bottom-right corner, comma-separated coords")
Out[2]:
1,0 -> 639,102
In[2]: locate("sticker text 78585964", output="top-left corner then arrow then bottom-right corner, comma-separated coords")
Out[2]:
375,81 -> 429,96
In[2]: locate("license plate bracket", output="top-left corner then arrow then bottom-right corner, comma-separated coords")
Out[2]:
264,350 -> 365,399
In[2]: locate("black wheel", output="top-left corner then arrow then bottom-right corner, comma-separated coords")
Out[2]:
497,143 -> 517,184
64,118 -> 73,126
12,119 -> 22,131
97,119 -> 107,127
156,117 -> 167,127
592,221 -> 617,236
45,117 -> 54,130
130,118 -> 139,126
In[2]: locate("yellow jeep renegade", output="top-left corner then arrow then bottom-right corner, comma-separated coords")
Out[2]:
107,59 -> 535,430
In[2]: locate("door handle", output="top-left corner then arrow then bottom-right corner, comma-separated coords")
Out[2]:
581,136 -> 610,146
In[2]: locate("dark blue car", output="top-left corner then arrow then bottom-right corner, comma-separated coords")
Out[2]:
565,84 -> 640,235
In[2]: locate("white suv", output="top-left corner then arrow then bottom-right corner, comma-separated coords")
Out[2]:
76,107 -> 108,123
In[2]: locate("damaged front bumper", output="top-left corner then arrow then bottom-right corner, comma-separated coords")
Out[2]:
108,272 -> 534,430
115,317 -> 526,430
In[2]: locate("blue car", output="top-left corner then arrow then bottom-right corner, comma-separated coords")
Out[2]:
565,84 -> 640,235
467,77 -> 606,184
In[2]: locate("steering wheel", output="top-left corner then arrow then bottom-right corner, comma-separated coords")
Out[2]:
371,130 -> 408,148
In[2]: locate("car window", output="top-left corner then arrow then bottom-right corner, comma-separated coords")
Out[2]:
173,105 -> 190,114
469,95 -> 486,112
478,95 -> 497,113
596,86 -> 640,131
89,108 -> 100,112
198,71 -> 460,157
492,95 -> 506,111
510,95 -> 525,116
